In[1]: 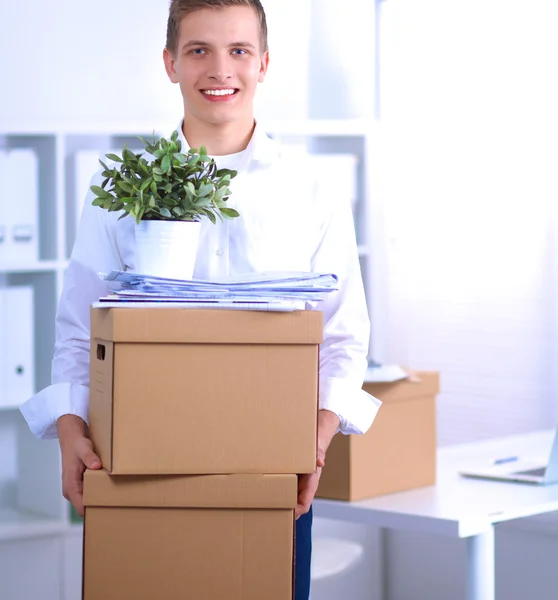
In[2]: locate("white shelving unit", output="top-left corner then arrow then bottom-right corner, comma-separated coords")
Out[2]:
0,118 -> 382,599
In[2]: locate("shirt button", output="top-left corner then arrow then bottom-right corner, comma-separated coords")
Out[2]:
216,249 -> 224,256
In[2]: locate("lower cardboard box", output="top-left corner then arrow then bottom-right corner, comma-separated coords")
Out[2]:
317,371 -> 440,501
82,469 -> 298,600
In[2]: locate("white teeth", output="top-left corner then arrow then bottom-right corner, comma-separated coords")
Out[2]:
203,89 -> 236,96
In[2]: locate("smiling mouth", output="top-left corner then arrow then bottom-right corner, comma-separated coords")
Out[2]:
201,89 -> 239,97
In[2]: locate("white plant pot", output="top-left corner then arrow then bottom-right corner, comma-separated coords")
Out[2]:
134,220 -> 202,280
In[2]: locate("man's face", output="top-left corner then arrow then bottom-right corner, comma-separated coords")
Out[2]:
164,6 -> 269,128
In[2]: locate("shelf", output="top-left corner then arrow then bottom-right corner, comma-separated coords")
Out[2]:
0,508 -> 65,542
0,121 -> 178,137
264,119 -> 375,137
0,119 -> 376,138
0,260 -> 63,274
0,404 -> 24,412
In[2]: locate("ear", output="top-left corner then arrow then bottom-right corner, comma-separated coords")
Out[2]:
163,47 -> 179,84
258,50 -> 270,83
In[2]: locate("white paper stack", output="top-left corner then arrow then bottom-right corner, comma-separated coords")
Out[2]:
95,270 -> 339,312
0,149 -> 39,263
0,286 -> 35,409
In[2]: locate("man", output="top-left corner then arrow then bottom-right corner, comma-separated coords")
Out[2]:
20,1 -> 380,598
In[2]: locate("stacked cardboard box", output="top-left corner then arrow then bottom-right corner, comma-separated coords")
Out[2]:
83,307 -> 323,600
316,372 -> 440,501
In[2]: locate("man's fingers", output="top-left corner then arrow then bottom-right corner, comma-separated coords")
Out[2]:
316,456 -> 325,469
68,490 -> 85,518
75,438 -> 102,470
65,482 -> 85,517
295,502 -> 311,520
62,472 -> 86,518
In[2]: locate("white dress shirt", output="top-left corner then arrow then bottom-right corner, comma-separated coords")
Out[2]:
20,122 -> 381,440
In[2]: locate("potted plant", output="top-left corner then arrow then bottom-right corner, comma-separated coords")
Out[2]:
90,130 -> 239,279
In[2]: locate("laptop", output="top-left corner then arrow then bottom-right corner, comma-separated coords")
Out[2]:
459,429 -> 558,485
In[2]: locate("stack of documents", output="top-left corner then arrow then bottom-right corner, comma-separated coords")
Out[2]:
94,270 -> 339,312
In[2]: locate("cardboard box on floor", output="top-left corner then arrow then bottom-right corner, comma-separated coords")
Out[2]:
82,469 -> 297,600
317,371 -> 439,501
89,307 -> 322,475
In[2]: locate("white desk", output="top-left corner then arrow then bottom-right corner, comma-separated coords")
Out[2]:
314,429 -> 558,600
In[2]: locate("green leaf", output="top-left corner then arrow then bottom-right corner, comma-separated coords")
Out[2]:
105,153 -> 123,163
216,168 -> 238,179
140,178 -> 152,192
161,154 -> 171,174
173,153 -> 187,165
220,208 -> 240,219
159,207 -> 172,218
197,183 -> 213,198
90,185 -> 111,198
203,209 -> 217,225
123,148 -> 137,164
116,181 -> 134,194
194,196 -> 212,207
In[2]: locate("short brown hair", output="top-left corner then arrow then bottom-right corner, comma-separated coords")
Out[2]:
166,0 -> 268,55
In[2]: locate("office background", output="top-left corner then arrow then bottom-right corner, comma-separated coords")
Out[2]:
1,0 -> 558,599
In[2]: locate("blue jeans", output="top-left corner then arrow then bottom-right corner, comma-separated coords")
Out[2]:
294,505 -> 313,600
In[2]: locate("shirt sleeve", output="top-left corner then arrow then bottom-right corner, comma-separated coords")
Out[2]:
19,170 -> 124,439
310,189 -> 381,436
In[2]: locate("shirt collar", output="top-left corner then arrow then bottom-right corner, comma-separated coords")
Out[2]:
175,119 -> 278,168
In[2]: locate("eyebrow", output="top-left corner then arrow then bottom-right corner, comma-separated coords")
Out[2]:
182,40 -> 257,50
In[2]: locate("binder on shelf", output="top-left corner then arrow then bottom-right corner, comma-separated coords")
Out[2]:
73,150 -> 103,233
0,286 -> 35,410
0,150 -> 9,261
1,149 -> 39,263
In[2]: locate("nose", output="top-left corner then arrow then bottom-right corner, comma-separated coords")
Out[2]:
206,53 -> 233,82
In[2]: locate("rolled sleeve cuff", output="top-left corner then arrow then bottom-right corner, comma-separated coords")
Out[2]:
319,377 -> 382,435
19,382 -> 90,440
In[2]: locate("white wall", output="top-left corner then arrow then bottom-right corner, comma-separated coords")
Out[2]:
0,0 -> 374,130
378,0 -> 558,445
373,3 -> 558,599
0,0 -> 179,131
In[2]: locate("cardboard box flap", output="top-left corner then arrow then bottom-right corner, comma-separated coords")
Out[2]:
91,308 -> 323,344
83,470 -> 298,509
363,371 -> 440,403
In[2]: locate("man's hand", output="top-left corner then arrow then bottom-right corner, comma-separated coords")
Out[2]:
57,415 -> 102,517
296,409 -> 341,519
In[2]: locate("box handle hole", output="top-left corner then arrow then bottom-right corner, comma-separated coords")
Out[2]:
97,344 -> 106,361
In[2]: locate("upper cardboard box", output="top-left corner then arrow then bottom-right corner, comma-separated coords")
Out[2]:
89,308 -> 323,475
92,307 -> 323,344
